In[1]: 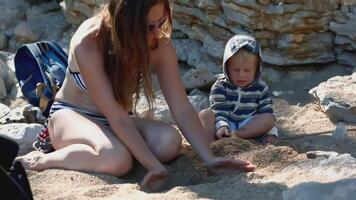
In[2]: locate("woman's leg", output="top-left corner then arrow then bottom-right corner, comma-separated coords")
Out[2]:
198,108 -> 216,143
16,109 -> 132,177
132,117 -> 182,163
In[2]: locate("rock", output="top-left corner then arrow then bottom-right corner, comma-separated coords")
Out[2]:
0,123 -> 43,155
24,0 -> 52,5
173,39 -> 220,74
60,0 -> 356,66
332,122 -> 348,140
283,179 -> 356,200
136,90 -> 172,123
309,73 -> 356,124
0,51 -> 16,94
136,89 -> 210,124
0,0 -> 30,32
0,33 -> 8,50
181,68 -> 216,90
14,20 -> 43,43
10,83 -> 23,99
14,11 -> 70,44
60,0 -> 104,26
329,10 -> 356,67
306,151 -> 339,159
0,103 -> 11,119
188,89 -> 210,112
336,51 -> 356,67
262,66 -> 282,83
0,77 -> 6,100
265,153 -> 356,187
26,1 -> 60,20
0,104 -> 45,124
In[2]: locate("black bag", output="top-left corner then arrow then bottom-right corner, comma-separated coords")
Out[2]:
0,135 -> 34,200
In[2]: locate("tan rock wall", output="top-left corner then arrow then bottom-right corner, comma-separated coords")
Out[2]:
60,0 -> 356,67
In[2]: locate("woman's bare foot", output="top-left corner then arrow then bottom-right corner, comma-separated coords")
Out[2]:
15,151 -> 46,171
140,168 -> 168,192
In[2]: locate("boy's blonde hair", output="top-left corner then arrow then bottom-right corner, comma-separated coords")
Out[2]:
227,47 -> 260,74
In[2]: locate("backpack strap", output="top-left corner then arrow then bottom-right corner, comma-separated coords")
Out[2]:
38,41 -> 68,73
26,43 -> 54,95
36,71 -> 60,112
37,42 -> 67,111
26,43 -> 55,113
36,83 -> 50,112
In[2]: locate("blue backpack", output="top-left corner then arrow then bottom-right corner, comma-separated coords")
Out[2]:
14,41 -> 68,118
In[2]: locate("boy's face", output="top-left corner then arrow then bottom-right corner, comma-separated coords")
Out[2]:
226,53 -> 258,87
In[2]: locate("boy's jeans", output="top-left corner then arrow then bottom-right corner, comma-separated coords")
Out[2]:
228,116 -> 279,138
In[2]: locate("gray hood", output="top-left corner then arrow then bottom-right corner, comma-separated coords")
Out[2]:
221,34 -> 262,87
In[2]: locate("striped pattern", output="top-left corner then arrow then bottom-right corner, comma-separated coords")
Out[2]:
210,77 -> 273,130
49,101 -> 109,124
68,68 -> 144,93
69,70 -> 88,92
43,101 -> 109,133
138,71 -> 144,91
33,101 -> 109,153
34,67 -> 145,153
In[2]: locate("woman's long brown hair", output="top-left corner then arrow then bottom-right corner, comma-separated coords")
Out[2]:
96,0 -> 172,112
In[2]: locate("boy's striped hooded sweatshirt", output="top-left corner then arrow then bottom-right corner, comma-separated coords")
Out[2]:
210,35 -> 273,130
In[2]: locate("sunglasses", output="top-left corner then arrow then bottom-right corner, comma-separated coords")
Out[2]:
147,15 -> 167,32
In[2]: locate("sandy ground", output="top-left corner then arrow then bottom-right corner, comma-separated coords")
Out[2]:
21,62 -> 356,200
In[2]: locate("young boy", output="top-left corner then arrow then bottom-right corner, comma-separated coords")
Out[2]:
199,34 -> 278,144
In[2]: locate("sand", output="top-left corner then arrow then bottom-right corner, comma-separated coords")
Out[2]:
22,63 -> 356,199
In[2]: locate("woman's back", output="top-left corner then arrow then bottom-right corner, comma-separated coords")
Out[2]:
55,16 -> 103,115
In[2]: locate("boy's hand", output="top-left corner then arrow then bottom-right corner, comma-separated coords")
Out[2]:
216,126 -> 230,139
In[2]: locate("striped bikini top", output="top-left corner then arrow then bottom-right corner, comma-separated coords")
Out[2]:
68,68 -> 88,92
68,67 -> 144,93
68,46 -> 144,93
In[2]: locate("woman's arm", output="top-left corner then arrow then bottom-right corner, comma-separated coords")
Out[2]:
153,41 -> 215,163
73,35 -> 164,172
153,42 -> 256,173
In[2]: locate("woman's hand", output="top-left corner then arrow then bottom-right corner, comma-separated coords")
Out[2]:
206,157 -> 256,175
140,167 -> 168,192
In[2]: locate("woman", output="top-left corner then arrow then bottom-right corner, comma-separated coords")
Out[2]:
16,0 -> 256,191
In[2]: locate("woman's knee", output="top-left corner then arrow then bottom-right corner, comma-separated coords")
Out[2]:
48,109 -> 133,176
47,109 -> 73,149
153,126 -> 182,163
199,108 -> 215,122
95,145 -> 133,177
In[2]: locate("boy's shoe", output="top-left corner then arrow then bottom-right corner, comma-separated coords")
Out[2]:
254,126 -> 278,145
266,126 -> 278,138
